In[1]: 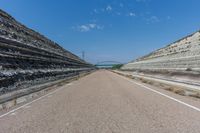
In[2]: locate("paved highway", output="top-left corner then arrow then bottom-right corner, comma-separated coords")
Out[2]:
0,70 -> 200,133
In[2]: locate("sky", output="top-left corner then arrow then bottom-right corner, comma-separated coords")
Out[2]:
0,0 -> 200,64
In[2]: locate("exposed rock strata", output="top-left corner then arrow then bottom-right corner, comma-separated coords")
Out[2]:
0,9 -> 93,95
122,30 -> 200,72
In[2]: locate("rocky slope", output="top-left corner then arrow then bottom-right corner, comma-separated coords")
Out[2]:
0,9 -> 94,95
122,30 -> 200,72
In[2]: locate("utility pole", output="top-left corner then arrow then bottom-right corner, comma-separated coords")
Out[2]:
82,51 -> 85,61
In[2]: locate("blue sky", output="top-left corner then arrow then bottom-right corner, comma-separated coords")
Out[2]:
1,0 -> 200,64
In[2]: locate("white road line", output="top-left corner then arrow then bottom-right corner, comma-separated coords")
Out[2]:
0,84 -> 71,119
116,74 -> 200,112
10,112 -> 16,116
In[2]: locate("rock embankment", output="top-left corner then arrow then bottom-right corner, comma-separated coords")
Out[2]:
0,9 -> 94,95
122,30 -> 200,72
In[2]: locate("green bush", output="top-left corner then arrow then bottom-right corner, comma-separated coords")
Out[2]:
112,64 -> 123,69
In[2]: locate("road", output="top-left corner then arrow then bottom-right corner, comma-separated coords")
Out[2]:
0,70 -> 200,133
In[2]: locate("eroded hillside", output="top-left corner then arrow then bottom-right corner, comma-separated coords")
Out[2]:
0,9 -> 93,96
122,30 -> 200,72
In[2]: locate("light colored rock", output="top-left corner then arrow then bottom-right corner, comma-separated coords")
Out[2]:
16,97 -> 26,104
4,100 -> 16,109
122,31 -> 200,71
0,104 -> 3,110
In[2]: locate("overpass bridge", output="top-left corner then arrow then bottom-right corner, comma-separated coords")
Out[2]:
95,61 -> 123,68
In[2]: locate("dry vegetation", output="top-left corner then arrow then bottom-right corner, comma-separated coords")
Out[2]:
112,71 -> 200,99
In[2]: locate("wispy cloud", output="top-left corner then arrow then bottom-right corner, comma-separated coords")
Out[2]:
106,5 -> 112,11
116,12 -> 122,16
73,23 -> 104,32
93,5 -> 113,14
166,16 -> 171,20
146,16 -> 160,23
94,9 -> 98,13
128,12 -> 136,17
119,3 -> 124,8
93,4 -> 137,17
91,2 -> 166,25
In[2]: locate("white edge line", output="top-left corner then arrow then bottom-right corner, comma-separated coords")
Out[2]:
115,74 -> 200,112
0,84 -> 70,118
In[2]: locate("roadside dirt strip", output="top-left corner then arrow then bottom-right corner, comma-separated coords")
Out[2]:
0,70 -> 200,133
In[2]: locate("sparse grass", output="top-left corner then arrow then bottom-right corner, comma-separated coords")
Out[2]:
138,77 -> 198,97
173,88 -> 185,95
112,70 -> 200,99
163,86 -> 174,91
185,91 -> 200,98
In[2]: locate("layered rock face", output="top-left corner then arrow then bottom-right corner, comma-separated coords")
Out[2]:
122,30 -> 200,72
0,9 -> 93,95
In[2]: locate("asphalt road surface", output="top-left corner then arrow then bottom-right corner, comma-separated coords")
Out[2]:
0,70 -> 200,133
